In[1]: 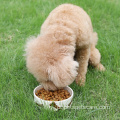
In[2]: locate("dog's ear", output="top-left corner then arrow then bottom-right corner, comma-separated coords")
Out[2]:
92,32 -> 98,45
47,67 -> 60,86
47,57 -> 79,88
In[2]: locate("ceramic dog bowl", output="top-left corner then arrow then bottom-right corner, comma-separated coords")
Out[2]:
33,85 -> 73,110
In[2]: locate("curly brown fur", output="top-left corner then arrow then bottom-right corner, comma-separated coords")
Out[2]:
25,4 -> 105,90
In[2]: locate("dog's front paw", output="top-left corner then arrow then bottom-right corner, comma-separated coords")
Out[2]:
75,75 -> 85,86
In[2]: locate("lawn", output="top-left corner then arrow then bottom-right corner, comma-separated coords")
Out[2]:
0,0 -> 120,119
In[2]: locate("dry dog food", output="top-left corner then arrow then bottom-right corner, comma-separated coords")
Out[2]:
36,88 -> 71,101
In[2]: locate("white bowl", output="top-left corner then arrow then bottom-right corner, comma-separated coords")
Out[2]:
33,85 -> 73,110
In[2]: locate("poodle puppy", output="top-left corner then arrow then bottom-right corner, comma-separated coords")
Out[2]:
25,4 -> 105,90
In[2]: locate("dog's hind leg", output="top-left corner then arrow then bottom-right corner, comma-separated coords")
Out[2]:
88,32 -> 105,71
89,45 -> 105,71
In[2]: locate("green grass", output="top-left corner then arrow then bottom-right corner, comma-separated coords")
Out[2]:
0,0 -> 120,119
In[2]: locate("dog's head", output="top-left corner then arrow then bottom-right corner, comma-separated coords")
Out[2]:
25,35 -> 78,91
